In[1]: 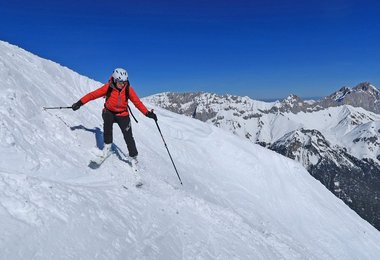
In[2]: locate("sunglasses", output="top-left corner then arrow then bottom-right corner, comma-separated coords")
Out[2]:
115,80 -> 128,84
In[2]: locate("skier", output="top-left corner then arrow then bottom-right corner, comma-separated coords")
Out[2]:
71,68 -> 157,172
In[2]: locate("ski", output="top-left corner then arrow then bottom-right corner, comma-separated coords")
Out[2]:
88,153 -> 111,169
122,183 -> 142,190
128,157 -> 143,187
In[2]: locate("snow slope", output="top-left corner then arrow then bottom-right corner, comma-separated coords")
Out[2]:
1,40 -> 380,259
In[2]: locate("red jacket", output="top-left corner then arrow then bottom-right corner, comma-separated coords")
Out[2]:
80,81 -> 149,117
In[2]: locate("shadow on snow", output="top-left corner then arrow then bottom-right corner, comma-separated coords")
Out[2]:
70,125 -> 131,165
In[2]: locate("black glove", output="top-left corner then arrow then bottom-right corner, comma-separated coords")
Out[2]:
72,100 -> 83,111
146,110 -> 157,121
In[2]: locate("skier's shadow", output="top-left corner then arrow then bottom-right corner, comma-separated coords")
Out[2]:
70,125 -> 130,164
71,125 -> 104,149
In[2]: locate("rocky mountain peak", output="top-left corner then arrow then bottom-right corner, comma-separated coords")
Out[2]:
352,82 -> 380,98
330,86 -> 352,102
268,94 -> 307,113
353,82 -> 378,91
283,94 -> 302,104
319,82 -> 380,113
273,128 -> 330,159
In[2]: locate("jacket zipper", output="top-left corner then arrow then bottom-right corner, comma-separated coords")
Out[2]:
117,91 -> 122,109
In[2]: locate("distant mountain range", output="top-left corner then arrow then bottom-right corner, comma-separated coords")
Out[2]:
144,82 -> 380,231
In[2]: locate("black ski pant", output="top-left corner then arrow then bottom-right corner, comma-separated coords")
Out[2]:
102,109 -> 138,157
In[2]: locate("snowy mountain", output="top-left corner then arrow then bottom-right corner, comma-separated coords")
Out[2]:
1,40 -> 380,259
320,82 -> 380,113
145,89 -> 380,231
269,128 -> 380,229
145,92 -> 380,160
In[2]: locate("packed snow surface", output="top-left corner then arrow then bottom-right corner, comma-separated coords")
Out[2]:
1,40 -> 380,259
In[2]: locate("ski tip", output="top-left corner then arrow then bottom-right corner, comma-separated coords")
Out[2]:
88,161 -> 101,169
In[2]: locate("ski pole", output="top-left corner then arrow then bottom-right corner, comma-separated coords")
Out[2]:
154,120 -> 183,185
43,106 -> 73,110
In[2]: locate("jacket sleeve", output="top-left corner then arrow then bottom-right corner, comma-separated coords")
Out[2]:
79,83 -> 110,105
128,86 -> 149,115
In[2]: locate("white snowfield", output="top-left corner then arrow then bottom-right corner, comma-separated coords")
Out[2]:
0,40 -> 379,259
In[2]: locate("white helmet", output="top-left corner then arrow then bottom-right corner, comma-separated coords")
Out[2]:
112,68 -> 128,82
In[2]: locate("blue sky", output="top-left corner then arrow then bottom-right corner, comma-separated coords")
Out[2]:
1,0 -> 380,99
